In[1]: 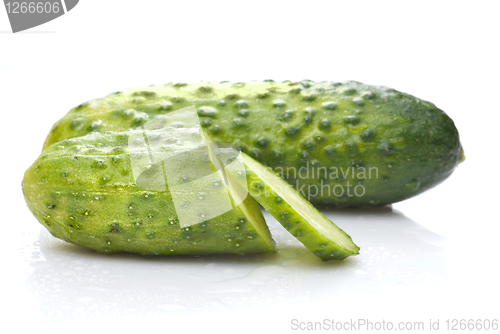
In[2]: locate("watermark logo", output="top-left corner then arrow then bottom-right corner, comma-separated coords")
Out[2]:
274,162 -> 379,201
3,0 -> 79,33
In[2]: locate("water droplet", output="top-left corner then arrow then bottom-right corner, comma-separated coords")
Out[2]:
353,97 -> 364,106
236,100 -> 249,108
322,101 -> 337,110
238,109 -> 249,117
272,99 -> 286,108
198,106 -> 218,117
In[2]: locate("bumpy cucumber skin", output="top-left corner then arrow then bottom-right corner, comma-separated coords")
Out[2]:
241,153 -> 359,261
23,132 -> 275,256
43,80 -> 463,207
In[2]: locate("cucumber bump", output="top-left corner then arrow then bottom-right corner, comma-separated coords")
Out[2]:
42,80 -> 463,207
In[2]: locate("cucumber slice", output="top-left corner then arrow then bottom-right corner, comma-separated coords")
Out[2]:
240,153 -> 360,260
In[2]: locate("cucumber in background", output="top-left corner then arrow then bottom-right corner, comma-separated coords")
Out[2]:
43,80 -> 464,207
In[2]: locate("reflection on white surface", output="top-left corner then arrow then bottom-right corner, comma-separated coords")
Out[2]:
24,206 -> 447,322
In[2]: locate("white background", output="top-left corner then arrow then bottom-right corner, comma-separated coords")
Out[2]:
1,1 -> 499,333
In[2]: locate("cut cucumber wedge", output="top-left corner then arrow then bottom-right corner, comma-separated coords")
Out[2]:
23,129 -> 276,256
240,153 -> 360,261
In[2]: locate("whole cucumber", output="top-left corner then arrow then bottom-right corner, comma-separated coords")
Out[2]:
43,80 -> 463,207
23,130 -> 276,255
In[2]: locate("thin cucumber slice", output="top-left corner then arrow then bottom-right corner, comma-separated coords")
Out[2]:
241,153 -> 360,260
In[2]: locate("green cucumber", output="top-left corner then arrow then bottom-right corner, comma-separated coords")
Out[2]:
23,130 -> 275,256
241,152 -> 359,260
42,80 -> 463,207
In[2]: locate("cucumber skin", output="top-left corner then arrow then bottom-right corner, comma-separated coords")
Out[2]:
23,132 -> 275,256
43,80 -> 463,207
